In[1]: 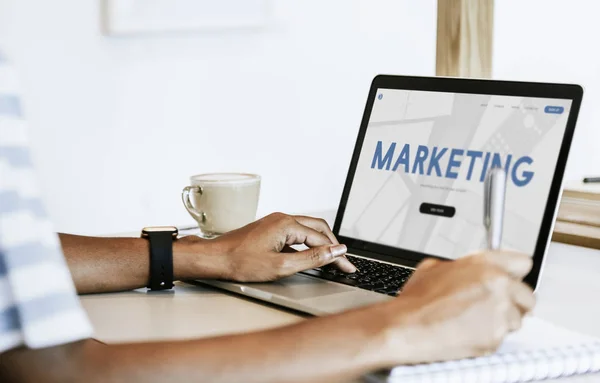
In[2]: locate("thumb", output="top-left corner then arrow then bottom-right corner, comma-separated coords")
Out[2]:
416,258 -> 440,271
286,244 -> 347,274
405,258 -> 440,286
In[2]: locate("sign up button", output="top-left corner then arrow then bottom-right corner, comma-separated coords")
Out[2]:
544,106 -> 564,114
419,203 -> 456,218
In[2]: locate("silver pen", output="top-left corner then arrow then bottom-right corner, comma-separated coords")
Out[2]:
484,167 -> 507,250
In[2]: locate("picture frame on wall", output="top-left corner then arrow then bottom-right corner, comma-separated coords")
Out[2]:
102,0 -> 270,36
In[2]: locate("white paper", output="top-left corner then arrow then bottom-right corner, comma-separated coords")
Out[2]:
388,317 -> 600,381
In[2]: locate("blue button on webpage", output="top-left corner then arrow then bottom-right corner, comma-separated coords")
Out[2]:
544,106 -> 564,114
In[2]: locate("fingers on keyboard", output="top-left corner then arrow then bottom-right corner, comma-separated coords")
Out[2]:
317,256 -> 413,296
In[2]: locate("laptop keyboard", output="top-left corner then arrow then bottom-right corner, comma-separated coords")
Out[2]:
301,255 -> 414,297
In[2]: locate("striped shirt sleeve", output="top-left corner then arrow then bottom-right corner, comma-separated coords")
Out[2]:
0,50 -> 93,353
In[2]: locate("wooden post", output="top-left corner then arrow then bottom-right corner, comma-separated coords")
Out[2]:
436,0 -> 494,78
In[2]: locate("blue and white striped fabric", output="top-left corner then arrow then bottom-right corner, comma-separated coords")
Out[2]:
0,50 -> 93,353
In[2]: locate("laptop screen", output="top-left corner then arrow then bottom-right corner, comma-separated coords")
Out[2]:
338,89 -> 573,260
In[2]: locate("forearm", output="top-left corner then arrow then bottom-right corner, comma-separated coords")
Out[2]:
59,234 -> 227,294
1,305 -> 397,383
103,313 -> 385,383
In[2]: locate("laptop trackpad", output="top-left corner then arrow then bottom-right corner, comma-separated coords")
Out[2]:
244,274 -> 355,300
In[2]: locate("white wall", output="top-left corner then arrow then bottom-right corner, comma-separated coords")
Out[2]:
3,1 -> 599,235
493,0 -> 600,181
0,0 -> 437,234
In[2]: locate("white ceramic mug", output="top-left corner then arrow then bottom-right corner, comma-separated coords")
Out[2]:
182,173 -> 261,238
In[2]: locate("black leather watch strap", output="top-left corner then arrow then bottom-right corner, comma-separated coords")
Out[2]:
146,231 -> 175,290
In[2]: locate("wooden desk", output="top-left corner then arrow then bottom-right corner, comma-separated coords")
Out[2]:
81,212 -> 600,382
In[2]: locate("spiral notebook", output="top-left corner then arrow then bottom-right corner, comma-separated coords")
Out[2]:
366,317 -> 600,383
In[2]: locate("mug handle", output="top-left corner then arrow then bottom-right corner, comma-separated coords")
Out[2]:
182,186 -> 206,224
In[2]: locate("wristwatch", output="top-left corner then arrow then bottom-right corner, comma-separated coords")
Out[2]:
141,226 -> 179,291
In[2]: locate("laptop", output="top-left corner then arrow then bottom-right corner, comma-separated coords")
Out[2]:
197,75 -> 583,316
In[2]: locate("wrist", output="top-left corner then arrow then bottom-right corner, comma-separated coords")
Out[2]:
353,297 -> 430,369
172,237 -> 230,280
304,302 -> 406,373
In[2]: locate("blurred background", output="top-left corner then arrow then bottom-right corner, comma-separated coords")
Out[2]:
0,0 -> 599,235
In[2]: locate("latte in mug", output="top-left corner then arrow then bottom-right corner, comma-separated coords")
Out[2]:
182,173 -> 260,238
